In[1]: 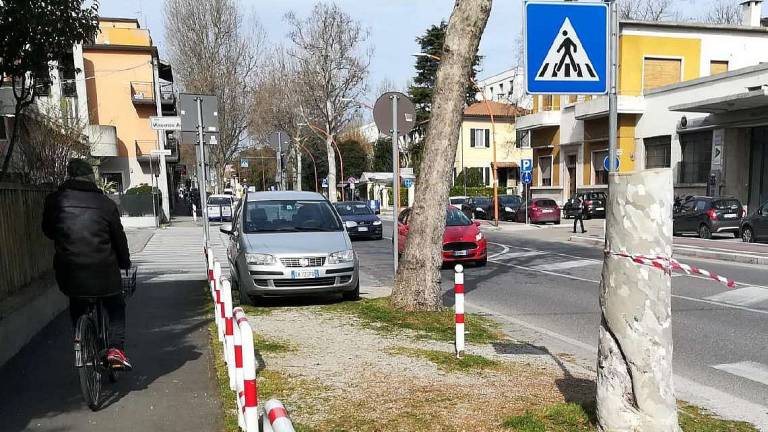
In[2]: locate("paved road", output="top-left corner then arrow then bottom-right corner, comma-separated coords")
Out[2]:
0,227 -> 221,432
372,220 -> 768,428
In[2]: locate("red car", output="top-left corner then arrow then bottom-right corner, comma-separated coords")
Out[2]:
515,199 -> 561,225
398,206 -> 488,266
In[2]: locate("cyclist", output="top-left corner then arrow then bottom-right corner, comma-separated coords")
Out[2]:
42,159 -> 133,370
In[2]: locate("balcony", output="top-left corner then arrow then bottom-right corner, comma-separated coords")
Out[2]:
160,82 -> 175,107
86,125 -> 118,157
130,81 -> 155,105
516,110 -> 561,131
575,95 -> 645,120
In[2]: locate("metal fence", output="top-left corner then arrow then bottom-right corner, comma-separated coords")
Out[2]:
0,183 -> 55,302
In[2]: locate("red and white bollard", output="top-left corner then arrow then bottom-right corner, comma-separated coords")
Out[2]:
213,261 -> 224,342
454,264 -> 465,356
263,399 -> 296,432
239,317 -> 259,431
207,247 -> 214,287
233,307 -> 246,430
222,279 -> 237,390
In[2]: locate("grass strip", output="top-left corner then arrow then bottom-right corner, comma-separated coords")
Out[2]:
388,346 -> 503,373
502,402 -> 757,431
253,333 -> 297,354
320,296 -> 505,344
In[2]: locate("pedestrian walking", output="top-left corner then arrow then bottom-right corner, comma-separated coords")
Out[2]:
572,195 -> 586,234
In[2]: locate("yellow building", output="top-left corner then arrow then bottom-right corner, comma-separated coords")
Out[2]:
517,18 -> 768,204
454,101 -> 531,195
82,18 -> 177,218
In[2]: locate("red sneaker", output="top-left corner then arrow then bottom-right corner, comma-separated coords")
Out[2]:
106,348 -> 132,371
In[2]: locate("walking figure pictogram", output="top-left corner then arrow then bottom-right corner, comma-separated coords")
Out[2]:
554,30 -> 579,77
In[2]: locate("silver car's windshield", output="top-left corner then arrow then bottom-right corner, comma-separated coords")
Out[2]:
243,200 -> 342,233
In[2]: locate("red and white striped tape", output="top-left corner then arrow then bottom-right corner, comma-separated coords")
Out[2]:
454,264 -> 465,356
213,262 -> 224,342
609,251 -> 735,288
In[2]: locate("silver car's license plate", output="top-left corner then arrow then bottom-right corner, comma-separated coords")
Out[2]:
454,250 -> 468,257
291,269 -> 319,279
723,214 -> 737,219
358,227 -> 368,232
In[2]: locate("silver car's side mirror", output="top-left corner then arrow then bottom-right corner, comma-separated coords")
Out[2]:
220,223 -> 234,235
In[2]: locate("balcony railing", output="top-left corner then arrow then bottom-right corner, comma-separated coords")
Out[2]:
130,81 -> 155,105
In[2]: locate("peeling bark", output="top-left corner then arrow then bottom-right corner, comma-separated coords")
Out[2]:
391,0 -> 493,311
596,169 -> 680,431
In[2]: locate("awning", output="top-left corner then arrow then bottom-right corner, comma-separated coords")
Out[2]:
492,162 -> 519,169
669,87 -> 768,113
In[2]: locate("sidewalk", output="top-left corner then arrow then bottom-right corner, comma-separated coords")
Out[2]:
0,226 -> 221,432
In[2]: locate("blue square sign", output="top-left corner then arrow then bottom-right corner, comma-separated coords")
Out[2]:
524,1 -> 609,95
521,159 -> 533,173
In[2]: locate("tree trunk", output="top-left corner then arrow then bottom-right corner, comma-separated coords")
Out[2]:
596,168 -> 680,432
326,133 -> 337,202
391,0 -> 492,311
0,107 -> 24,181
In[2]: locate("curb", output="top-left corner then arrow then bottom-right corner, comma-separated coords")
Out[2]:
569,236 -> 768,265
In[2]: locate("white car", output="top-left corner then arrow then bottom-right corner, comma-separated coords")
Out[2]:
207,194 -> 234,222
449,196 -> 469,210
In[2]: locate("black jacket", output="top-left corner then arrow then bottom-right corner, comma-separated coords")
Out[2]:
42,179 -> 130,297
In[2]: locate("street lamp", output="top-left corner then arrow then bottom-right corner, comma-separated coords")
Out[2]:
412,53 -> 500,227
298,122 -> 345,200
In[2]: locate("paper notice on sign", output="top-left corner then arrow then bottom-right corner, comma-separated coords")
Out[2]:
536,18 -> 599,82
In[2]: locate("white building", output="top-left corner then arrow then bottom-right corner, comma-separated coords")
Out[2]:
475,67 -> 533,110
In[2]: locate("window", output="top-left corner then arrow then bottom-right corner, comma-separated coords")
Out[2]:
643,58 -> 682,91
243,200 -> 342,233
542,95 -> 554,111
568,95 -> 578,104
644,136 -> 671,168
484,167 -> 491,186
679,131 -> 712,184
710,60 -> 728,76
539,156 -> 553,186
101,172 -> 124,193
593,150 -> 609,185
694,199 -> 708,212
470,128 -> 490,148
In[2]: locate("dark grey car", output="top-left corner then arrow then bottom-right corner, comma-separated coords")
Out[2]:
220,191 -> 359,305
740,201 -> 768,243
673,196 -> 744,239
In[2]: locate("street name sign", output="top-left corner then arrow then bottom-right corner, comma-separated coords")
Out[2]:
524,1 -> 608,95
521,171 -> 532,185
521,158 -> 533,173
150,116 -> 181,131
150,149 -> 172,156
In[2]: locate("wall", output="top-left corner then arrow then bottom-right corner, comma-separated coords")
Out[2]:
619,34 -> 701,96
0,185 -> 54,302
84,49 -> 157,190
455,118 -> 523,169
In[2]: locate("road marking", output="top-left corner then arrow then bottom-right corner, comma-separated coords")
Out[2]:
489,258 -> 601,284
488,244 -> 510,260
489,242 -> 601,264
496,251 -> 548,259
713,362 -> 768,387
705,286 -> 768,307
530,259 -> 600,271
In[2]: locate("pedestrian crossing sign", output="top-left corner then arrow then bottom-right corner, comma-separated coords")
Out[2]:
524,1 -> 608,95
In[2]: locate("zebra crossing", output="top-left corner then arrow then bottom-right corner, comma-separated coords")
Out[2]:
131,227 -> 229,282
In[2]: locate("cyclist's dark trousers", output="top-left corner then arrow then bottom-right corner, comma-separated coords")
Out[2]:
573,215 -> 585,233
69,295 -> 126,350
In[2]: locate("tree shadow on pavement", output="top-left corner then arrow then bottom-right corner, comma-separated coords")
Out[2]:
0,273 -> 214,432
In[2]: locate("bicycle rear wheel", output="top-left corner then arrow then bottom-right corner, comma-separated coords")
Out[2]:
75,315 -> 102,411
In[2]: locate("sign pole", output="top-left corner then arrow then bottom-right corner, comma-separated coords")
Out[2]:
391,94 -> 399,273
608,0 -> 618,176
196,97 -> 210,249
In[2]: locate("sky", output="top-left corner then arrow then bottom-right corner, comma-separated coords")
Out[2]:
101,0 -> 766,100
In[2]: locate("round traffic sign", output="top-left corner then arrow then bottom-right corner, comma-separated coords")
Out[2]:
403,178 -> 414,188
373,92 -> 416,137
603,156 -> 620,172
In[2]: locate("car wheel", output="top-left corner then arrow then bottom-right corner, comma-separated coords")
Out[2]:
342,281 -> 360,301
742,226 -> 755,243
733,231 -> 741,239
235,277 -> 254,306
698,224 -> 712,240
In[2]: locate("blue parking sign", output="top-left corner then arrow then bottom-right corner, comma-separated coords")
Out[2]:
521,159 -> 533,173
524,1 -> 608,95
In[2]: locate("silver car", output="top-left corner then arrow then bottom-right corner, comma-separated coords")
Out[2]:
220,191 -> 359,305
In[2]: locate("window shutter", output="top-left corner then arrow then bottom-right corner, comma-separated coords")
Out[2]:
485,167 -> 490,185
643,58 -> 682,91
485,129 -> 490,148
470,129 -> 476,147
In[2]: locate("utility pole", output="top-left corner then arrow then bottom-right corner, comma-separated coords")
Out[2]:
196,97 -> 210,248
608,0 -> 618,177
391,93 -> 400,272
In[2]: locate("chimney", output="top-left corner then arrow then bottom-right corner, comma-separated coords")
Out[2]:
741,0 -> 763,27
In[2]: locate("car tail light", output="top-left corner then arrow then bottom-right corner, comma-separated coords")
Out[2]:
707,208 -> 717,221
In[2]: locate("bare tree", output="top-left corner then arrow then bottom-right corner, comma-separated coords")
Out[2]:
618,0 -> 680,21
705,0 -> 742,24
164,0 -> 265,190
391,0 -> 493,311
285,2 -> 372,202
12,108 -> 90,186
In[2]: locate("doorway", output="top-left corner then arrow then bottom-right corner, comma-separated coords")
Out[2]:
565,154 -> 577,198
749,127 -> 768,212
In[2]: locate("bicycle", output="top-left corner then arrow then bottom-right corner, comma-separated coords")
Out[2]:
74,266 -> 137,411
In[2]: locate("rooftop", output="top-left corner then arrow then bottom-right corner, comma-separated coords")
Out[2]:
463,101 -> 528,118
621,19 -> 768,34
